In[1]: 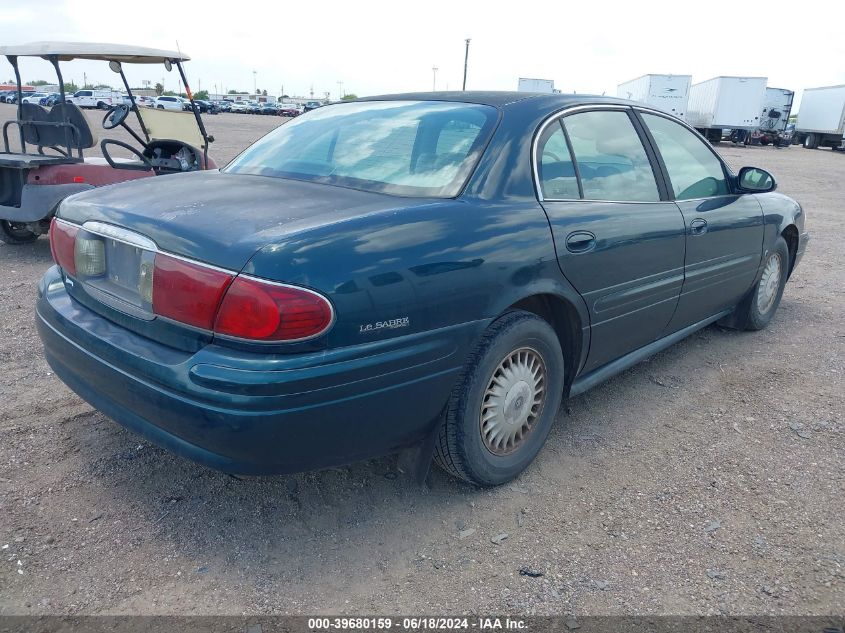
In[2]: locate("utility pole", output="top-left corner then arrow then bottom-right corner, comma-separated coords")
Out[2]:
337,80 -> 343,100
252,70 -> 257,96
462,39 -> 471,90
432,66 -> 438,91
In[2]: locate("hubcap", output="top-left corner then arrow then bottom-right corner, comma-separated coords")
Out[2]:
480,347 -> 547,456
757,252 -> 783,314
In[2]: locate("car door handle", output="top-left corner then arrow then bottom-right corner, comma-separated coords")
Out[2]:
689,218 -> 708,235
565,231 -> 596,253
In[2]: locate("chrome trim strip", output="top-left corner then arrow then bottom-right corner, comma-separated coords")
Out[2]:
81,221 -> 158,251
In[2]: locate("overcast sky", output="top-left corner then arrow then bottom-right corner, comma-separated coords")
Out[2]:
2,0 -> 843,110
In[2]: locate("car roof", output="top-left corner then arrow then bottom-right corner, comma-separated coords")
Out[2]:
359,90 -> 633,109
0,41 -> 189,63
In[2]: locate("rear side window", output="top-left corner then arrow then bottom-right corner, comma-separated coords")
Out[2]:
563,110 -> 660,202
537,122 -> 579,199
640,113 -> 729,200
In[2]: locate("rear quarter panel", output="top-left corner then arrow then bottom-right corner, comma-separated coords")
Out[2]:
242,197 -> 587,355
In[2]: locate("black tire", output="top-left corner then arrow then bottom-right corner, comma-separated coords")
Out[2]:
0,220 -> 38,244
760,138 -> 770,146
97,101 -> 108,110
734,237 -> 790,331
434,310 -> 565,486
803,133 -> 819,149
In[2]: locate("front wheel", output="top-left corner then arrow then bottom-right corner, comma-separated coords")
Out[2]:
803,133 -> 819,149
434,310 -> 564,486
737,237 -> 790,331
0,220 -> 38,244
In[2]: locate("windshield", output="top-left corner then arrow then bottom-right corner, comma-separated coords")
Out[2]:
137,106 -> 206,149
224,100 -> 498,197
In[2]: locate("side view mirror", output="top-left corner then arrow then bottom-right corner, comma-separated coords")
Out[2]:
108,60 -> 122,74
737,166 -> 776,193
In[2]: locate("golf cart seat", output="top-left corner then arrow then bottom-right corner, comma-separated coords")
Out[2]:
17,102 -> 94,155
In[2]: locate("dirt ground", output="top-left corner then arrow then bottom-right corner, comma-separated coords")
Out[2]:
0,104 -> 842,616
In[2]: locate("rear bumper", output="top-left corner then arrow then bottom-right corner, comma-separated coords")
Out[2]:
36,266 -> 479,474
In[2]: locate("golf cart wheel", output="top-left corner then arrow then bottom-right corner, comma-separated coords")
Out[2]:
0,220 -> 38,244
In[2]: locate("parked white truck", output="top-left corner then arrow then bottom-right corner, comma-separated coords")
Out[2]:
517,78 -> 556,94
793,85 -> 845,151
66,89 -> 120,109
756,87 -> 794,146
616,74 -> 691,120
686,76 -> 767,143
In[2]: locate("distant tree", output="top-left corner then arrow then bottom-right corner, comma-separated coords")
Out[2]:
262,89 -> 267,96
341,93 -> 358,101
94,84 -> 111,90
193,89 -> 209,100
281,94 -> 289,98
154,82 -> 164,96
26,79 -> 49,86
227,89 -> 240,94
162,90 -> 177,96
63,81 -> 78,93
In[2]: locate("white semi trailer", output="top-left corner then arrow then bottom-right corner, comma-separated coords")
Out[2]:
686,76 -> 767,143
616,74 -> 691,120
517,78 -> 556,94
793,85 -> 845,151
757,87 -> 794,146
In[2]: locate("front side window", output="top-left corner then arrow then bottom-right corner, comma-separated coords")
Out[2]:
563,110 -> 660,202
641,113 -> 729,200
225,100 -> 498,197
537,121 -> 579,199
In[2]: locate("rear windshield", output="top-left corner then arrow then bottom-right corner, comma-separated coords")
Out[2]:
224,100 -> 498,197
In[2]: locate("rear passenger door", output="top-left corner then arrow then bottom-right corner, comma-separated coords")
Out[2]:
537,106 -> 687,372
636,111 -> 764,333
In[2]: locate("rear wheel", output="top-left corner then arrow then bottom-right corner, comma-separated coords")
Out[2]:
803,133 -> 819,149
434,310 -> 564,486
0,220 -> 38,244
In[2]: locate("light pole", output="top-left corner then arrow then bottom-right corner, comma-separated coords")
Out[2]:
462,38 -> 471,91
432,67 -> 438,91
337,80 -> 343,100
252,70 -> 257,96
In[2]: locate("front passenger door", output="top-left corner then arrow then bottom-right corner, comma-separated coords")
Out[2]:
638,112 -> 764,333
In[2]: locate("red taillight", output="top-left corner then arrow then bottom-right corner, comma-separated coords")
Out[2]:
152,254 -> 233,330
49,218 -> 78,276
214,276 -> 334,341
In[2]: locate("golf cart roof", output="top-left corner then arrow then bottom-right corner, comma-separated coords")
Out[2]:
0,41 -> 190,64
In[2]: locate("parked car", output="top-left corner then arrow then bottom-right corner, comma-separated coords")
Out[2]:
303,100 -> 322,112
259,103 -> 279,115
36,93 -> 808,486
278,103 -> 302,117
229,101 -> 249,113
39,92 -> 62,106
0,89 -> 16,102
214,100 -> 232,112
153,95 -> 185,111
137,95 -> 155,107
20,92 -> 48,104
193,100 -> 219,114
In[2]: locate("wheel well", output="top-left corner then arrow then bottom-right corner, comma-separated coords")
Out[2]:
509,294 -> 583,389
782,225 -> 799,277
